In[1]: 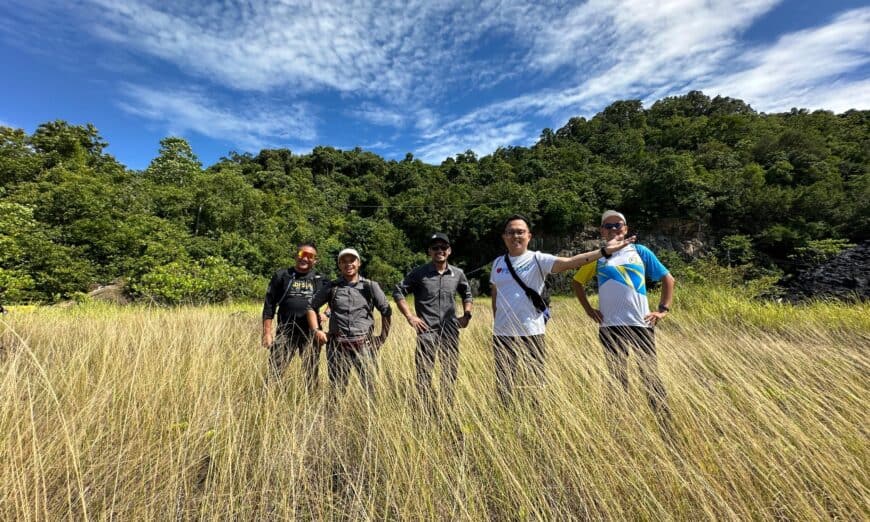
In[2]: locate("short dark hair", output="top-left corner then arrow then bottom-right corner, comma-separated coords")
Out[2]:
297,241 -> 317,251
503,214 -> 532,233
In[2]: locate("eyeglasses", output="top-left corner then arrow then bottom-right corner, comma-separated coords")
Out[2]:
602,223 -> 625,230
429,244 -> 449,252
297,250 -> 316,261
504,229 -> 528,237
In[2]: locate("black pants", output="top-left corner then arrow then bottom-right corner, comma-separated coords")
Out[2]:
416,329 -> 460,412
493,335 -> 547,406
599,326 -> 670,419
326,337 -> 377,396
270,324 -> 319,391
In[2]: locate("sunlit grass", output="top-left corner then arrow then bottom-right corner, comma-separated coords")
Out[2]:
1,286 -> 867,519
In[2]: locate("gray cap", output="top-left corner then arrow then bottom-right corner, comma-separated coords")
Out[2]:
600,210 -> 627,225
337,248 -> 361,262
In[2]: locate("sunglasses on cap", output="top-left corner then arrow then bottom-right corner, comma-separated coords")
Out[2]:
297,250 -> 316,261
602,222 -> 625,230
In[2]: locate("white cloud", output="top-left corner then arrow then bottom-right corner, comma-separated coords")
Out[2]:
701,7 -> 870,113
117,84 -> 317,151
8,1 -> 867,164
416,122 -> 531,164
347,103 -> 406,128
416,3 -> 870,163
82,0 -> 531,101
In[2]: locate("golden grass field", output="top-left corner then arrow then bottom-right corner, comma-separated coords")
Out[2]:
1,286 -> 868,520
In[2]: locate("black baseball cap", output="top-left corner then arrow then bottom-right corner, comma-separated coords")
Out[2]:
428,232 -> 450,246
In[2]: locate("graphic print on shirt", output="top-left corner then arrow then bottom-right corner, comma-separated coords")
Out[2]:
597,252 -> 647,296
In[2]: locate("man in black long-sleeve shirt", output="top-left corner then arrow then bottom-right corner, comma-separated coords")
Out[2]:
262,242 -> 325,389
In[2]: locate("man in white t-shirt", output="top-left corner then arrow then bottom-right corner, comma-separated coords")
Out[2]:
572,210 -> 675,428
490,214 -> 634,405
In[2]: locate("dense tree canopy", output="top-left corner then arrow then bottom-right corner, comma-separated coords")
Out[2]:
1,92 -> 867,303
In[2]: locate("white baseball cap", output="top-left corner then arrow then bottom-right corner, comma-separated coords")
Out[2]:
600,210 -> 627,225
337,248 -> 361,262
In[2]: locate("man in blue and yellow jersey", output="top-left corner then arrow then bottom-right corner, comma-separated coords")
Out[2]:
572,210 -> 675,426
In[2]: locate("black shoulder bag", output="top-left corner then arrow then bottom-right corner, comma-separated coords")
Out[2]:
503,254 -> 551,323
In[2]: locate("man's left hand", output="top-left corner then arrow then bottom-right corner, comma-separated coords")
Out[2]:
457,315 -> 470,328
644,311 -> 667,326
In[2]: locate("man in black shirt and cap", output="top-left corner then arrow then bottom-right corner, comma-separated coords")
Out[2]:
262,242 -> 326,390
394,233 -> 473,412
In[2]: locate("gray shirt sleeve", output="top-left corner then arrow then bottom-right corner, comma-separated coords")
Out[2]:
393,268 -> 419,301
370,281 -> 392,317
456,268 -> 473,303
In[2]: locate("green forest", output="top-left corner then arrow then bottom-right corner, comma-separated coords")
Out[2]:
1,91 -> 867,303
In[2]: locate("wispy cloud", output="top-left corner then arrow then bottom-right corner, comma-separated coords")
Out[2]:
117,84 -> 317,151
347,103 -> 406,128
416,3 -> 870,163
702,7 -> 870,113
5,0 -> 867,165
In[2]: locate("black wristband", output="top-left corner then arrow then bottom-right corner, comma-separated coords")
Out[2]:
463,311 -> 472,320
658,304 -> 670,313
600,247 -> 612,259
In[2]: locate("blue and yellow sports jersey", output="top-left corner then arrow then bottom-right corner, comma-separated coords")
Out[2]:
574,244 -> 669,328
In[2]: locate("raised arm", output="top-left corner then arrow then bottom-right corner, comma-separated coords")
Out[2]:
551,236 -> 635,274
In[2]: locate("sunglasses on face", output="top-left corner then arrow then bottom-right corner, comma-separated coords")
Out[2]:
602,223 -> 625,230
297,250 -> 316,261
429,244 -> 449,252
504,229 -> 528,237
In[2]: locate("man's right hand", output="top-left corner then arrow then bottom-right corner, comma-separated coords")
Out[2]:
406,315 -> 429,334
262,332 -> 274,348
313,330 -> 328,346
585,308 -> 603,323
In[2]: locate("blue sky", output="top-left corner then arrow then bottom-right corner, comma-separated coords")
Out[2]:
1,0 -> 868,170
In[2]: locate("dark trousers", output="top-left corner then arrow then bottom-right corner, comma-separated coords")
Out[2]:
269,324 -> 319,391
326,337 -> 377,396
599,326 -> 671,421
493,335 -> 547,406
416,329 -> 460,412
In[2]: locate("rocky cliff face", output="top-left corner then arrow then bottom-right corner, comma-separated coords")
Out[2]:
779,241 -> 869,302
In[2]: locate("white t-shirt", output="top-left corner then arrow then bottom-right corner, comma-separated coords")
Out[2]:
490,251 -> 557,336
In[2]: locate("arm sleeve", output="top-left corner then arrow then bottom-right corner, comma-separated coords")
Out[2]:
573,261 -> 597,285
371,282 -> 393,317
309,282 -> 331,311
392,268 -> 418,301
536,252 -> 558,275
457,269 -> 473,303
262,271 -> 282,320
489,258 -> 499,284
636,245 -> 669,282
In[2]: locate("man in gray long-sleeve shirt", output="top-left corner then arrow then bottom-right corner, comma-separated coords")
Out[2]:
308,248 -> 392,396
395,233 -> 473,411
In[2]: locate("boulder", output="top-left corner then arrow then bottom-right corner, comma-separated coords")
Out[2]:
779,241 -> 869,302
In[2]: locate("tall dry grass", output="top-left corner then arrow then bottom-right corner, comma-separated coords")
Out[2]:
0,288 -> 867,520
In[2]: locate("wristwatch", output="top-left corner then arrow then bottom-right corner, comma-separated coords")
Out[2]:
658,304 -> 670,313
600,247 -> 612,259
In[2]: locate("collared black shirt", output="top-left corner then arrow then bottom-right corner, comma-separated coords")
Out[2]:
393,263 -> 473,332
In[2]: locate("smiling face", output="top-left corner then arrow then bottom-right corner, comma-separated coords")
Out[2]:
428,241 -> 451,263
502,218 -> 531,256
601,215 -> 628,242
338,253 -> 360,280
294,245 -> 317,274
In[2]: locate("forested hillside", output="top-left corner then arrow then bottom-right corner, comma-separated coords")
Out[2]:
1,91 -> 867,303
